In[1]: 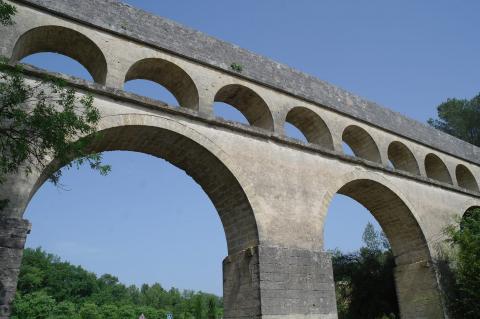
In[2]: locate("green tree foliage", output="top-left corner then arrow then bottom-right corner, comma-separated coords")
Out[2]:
0,1 -> 110,210
428,93 -> 480,146
0,62 -> 111,184
12,248 -> 223,319
438,207 -> 480,319
11,291 -> 56,319
79,303 -> 101,319
332,223 -> 399,319
0,0 -> 16,26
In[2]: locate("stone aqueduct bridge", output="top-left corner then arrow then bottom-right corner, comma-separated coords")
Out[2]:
0,0 -> 479,318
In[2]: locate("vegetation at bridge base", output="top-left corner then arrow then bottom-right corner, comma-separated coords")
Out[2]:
11,247 -> 223,319
428,92 -> 480,147
331,223 -> 399,319
0,1 -> 110,211
429,93 -> 480,318
435,207 -> 480,319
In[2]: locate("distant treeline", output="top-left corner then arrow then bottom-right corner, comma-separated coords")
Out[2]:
12,248 -> 223,319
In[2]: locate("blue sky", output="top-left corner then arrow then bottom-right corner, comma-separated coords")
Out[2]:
21,0 -> 480,296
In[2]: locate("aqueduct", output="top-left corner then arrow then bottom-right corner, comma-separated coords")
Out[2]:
1,1 -> 480,318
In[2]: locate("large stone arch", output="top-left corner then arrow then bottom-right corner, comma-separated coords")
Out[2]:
322,172 -> 444,319
25,114 -> 260,255
0,113 -> 266,319
10,25 -> 108,85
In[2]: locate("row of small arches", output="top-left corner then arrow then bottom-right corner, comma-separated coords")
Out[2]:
9,25 -> 479,193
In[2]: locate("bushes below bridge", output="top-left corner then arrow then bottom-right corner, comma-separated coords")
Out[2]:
12,248 -> 222,319
331,223 -> 399,319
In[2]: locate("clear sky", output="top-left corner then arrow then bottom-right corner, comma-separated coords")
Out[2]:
21,0 -> 480,296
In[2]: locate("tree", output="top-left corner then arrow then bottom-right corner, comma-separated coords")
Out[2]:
440,207 -> 480,319
11,291 -> 55,319
13,248 -> 224,318
51,301 -> 80,319
332,223 -> 398,319
79,303 -> 101,319
0,0 -> 16,26
428,93 -> 480,146
362,222 -> 382,252
0,0 -> 110,210
207,296 -> 218,319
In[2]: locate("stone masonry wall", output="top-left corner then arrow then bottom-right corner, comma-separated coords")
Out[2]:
223,246 -> 337,319
0,218 -> 30,319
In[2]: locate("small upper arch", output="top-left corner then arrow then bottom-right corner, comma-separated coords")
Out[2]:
388,141 -> 420,175
424,153 -> 453,185
124,58 -> 199,110
11,25 -> 108,84
214,84 -> 274,131
342,125 -> 382,163
284,107 -> 334,150
456,164 -> 479,192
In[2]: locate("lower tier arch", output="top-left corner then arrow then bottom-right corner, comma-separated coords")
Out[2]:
324,177 -> 444,319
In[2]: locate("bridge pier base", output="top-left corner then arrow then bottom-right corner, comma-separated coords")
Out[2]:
0,217 -> 30,319
223,245 -> 338,319
395,261 -> 445,319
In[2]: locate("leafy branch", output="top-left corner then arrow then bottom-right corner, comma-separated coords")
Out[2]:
0,0 -> 16,26
0,62 -> 111,187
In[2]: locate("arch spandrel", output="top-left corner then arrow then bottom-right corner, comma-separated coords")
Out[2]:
17,114 -> 262,255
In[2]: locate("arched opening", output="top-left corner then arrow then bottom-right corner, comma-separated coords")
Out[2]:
214,84 -> 274,131
124,58 -> 199,110
284,122 -> 308,143
325,194 -> 398,318
19,121 -> 260,318
342,125 -> 381,163
388,141 -> 420,175
425,153 -> 453,185
213,102 -> 250,125
325,179 -> 443,318
20,53 -> 94,82
342,142 -> 355,157
25,151 -> 227,294
124,79 -> 179,106
462,206 -> 480,225
284,107 -> 334,150
456,165 -> 479,192
32,124 -> 258,255
11,26 -> 107,84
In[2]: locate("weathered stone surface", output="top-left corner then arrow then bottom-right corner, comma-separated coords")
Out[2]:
0,218 -> 30,319
224,246 -> 337,319
9,0 -> 480,165
1,1 -> 480,319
